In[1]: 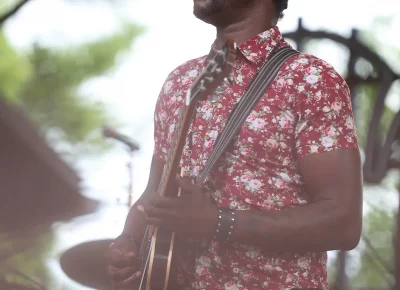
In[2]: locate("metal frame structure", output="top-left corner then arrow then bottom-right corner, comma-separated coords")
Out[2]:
284,19 -> 400,290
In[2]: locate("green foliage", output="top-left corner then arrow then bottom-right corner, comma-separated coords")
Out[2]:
0,0 -> 144,160
0,18 -> 143,157
0,2 -> 144,289
0,227 -> 55,289
14,23 -> 143,157
327,16 -> 400,290
355,84 -> 397,148
350,203 -> 396,289
0,31 -> 31,101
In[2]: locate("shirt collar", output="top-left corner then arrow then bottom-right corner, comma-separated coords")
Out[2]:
211,26 -> 284,65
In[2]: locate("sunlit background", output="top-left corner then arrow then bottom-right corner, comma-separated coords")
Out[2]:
1,0 -> 400,289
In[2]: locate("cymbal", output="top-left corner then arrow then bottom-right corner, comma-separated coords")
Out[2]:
59,239 -> 113,290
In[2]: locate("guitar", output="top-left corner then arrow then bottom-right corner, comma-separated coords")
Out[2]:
136,40 -> 236,290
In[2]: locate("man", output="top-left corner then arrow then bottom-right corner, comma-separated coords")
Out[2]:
105,0 -> 363,289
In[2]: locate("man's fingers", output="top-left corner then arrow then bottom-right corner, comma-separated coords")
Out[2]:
150,196 -> 178,208
145,204 -> 179,219
106,239 -> 136,261
115,256 -> 136,268
145,216 -> 182,233
175,176 -> 195,191
110,242 -> 136,259
109,265 -> 137,280
176,176 -> 203,195
112,271 -> 142,289
105,246 -> 123,265
105,247 -> 136,268
145,216 -> 164,227
121,248 -> 136,259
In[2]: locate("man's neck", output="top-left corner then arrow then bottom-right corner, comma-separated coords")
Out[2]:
213,5 -> 275,48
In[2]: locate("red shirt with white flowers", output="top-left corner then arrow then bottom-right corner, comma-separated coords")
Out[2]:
153,26 -> 358,290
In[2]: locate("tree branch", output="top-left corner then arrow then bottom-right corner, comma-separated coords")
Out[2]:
7,268 -> 47,290
0,0 -> 33,26
362,233 -> 394,276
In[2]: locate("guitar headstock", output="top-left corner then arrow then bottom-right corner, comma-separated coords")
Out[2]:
186,40 -> 236,105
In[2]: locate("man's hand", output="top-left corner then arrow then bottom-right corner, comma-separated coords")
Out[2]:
104,234 -> 141,289
138,176 -> 218,239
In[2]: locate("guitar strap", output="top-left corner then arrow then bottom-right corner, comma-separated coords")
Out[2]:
195,46 -> 300,187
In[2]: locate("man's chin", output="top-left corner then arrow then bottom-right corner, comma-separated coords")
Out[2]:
193,0 -> 211,6
193,0 -> 224,20
193,9 -> 209,22
193,0 -> 209,17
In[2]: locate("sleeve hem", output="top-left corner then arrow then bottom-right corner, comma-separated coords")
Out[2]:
296,143 -> 359,159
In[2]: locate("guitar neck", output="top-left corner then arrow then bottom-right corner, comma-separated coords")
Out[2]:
157,101 -> 197,197
138,40 -> 236,290
156,40 -> 236,198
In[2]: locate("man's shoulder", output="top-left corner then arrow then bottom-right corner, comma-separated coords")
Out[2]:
164,55 -> 208,84
284,52 -> 348,88
156,55 -> 207,111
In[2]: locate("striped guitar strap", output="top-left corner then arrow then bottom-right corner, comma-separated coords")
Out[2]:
196,46 -> 300,186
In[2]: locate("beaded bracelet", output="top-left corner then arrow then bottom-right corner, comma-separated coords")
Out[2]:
213,207 -> 236,243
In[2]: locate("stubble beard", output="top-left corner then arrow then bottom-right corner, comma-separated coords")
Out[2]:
193,0 -> 225,20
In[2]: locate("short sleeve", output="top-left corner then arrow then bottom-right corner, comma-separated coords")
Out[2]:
295,58 -> 359,158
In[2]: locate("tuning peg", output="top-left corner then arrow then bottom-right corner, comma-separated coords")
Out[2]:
209,94 -> 219,103
225,71 -> 234,86
215,85 -> 225,94
199,80 -> 207,91
223,71 -> 234,86
224,77 -> 233,86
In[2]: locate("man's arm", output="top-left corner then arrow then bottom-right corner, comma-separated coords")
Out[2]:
141,55 -> 362,253
232,148 -> 363,252
121,155 -> 165,242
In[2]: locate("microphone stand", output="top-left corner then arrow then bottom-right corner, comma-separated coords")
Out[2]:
126,148 -> 135,207
102,126 -> 139,207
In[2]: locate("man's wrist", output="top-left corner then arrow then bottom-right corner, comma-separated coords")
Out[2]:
212,207 -> 237,243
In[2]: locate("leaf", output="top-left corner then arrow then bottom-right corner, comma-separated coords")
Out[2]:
12,22 -> 144,158
0,31 -> 31,101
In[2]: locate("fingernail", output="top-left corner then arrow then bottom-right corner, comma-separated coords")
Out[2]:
137,205 -> 144,212
136,271 -> 142,277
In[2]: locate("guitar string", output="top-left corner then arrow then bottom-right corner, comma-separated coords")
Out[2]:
138,234 -> 153,290
136,58 -> 217,289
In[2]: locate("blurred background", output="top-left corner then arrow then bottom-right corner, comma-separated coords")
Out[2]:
0,0 -> 399,289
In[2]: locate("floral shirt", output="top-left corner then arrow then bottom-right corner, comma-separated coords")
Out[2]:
153,26 -> 358,290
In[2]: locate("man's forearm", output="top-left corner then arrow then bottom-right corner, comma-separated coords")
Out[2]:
232,200 -> 361,252
122,205 -> 146,243
120,155 -> 164,243
121,191 -> 154,244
